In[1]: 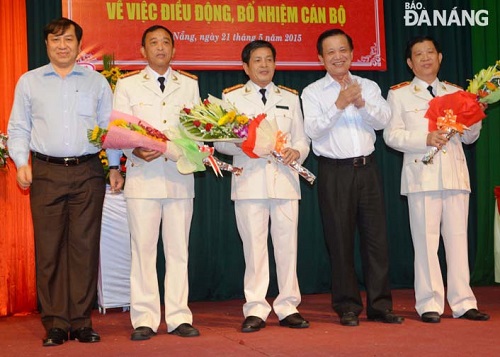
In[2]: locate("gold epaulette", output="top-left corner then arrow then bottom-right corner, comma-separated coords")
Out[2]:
278,85 -> 298,95
390,81 -> 410,90
120,70 -> 140,79
177,69 -> 198,80
223,84 -> 244,94
443,81 -> 463,90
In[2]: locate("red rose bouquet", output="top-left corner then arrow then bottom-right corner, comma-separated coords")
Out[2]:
422,61 -> 500,164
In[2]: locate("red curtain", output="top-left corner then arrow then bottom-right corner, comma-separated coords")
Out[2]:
0,0 -> 37,316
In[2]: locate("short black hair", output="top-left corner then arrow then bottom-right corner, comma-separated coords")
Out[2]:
141,25 -> 174,47
316,29 -> 353,55
405,36 -> 442,60
241,40 -> 276,64
43,17 -> 82,42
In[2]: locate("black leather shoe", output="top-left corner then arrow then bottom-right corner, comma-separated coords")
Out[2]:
459,309 -> 490,321
241,316 -> 266,332
43,327 -> 68,347
279,313 -> 310,328
69,327 -> 101,343
421,311 -> 441,323
340,312 -> 359,327
169,323 -> 200,337
131,326 -> 157,341
368,310 -> 405,324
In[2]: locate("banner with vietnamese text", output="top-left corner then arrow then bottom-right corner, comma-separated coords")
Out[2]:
63,0 -> 386,71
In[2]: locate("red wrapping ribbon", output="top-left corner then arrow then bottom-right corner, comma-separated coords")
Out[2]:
495,186 -> 500,212
426,91 -> 486,131
199,145 -> 222,177
241,113 -> 267,158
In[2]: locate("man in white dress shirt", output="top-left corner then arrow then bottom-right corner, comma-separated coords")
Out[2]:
384,35 -> 489,323
302,28 -> 404,327
215,40 -> 311,332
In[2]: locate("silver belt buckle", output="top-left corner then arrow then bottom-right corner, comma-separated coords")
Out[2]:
63,157 -> 78,166
353,157 -> 366,167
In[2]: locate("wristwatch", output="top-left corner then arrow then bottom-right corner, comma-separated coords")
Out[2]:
108,165 -> 120,171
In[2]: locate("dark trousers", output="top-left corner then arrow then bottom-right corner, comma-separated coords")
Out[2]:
317,155 -> 393,317
30,156 -> 105,332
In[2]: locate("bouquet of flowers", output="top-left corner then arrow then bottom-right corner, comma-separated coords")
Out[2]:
422,61 -> 500,164
0,131 -> 8,168
88,110 -> 240,176
180,95 -> 316,184
180,95 -> 250,142
467,60 -> 500,104
240,114 -> 316,184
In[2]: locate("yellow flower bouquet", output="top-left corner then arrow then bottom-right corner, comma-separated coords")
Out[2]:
467,60 -> 500,104
179,95 -> 250,142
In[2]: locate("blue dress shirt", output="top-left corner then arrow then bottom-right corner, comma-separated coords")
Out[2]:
8,63 -> 120,167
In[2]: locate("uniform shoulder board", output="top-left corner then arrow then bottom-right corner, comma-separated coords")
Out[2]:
443,81 -> 463,90
390,81 -> 410,90
119,70 -> 140,79
177,69 -> 198,80
223,84 -> 244,94
278,85 -> 298,95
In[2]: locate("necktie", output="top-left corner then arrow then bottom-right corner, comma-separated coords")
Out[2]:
259,88 -> 267,104
427,85 -> 435,97
158,77 -> 166,92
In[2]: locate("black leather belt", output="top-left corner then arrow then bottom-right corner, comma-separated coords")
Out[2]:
32,152 -> 98,166
320,154 -> 373,167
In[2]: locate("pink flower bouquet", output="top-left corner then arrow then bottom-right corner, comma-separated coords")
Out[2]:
88,110 -> 240,176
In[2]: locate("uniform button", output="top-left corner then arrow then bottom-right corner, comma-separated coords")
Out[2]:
162,102 -> 166,106
267,160 -> 271,164
163,120 -> 167,124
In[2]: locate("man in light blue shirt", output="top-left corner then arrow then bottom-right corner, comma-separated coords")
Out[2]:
7,17 -> 123,347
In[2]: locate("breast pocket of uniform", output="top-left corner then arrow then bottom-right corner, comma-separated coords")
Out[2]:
130,98 -> 154,117
402,103 -> 428,130
274,108 -> 292,133
77,92 -> 97,117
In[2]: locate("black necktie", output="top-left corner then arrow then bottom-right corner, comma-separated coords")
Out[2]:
259,88 -> 267,104
427,85 -> 435,97
158,77 -> 165,92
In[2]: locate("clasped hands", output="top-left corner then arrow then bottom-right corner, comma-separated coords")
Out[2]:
335,76 -> 365,110
133,147 -> 163,162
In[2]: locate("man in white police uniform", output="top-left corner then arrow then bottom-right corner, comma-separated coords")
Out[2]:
215,40 -> 311,333
113,25 -> 201,340
384,35 -> 489,323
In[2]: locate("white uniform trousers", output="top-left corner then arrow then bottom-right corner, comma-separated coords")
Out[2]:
407,190 -> 477,317
235,199 -> 301,321
127,197 -> 193,332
